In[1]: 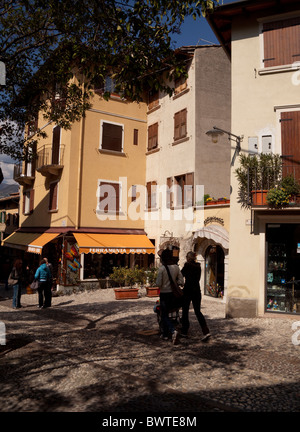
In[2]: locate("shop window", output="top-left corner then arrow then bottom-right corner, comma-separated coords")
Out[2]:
204,245 -> 224,298
266,224 -> 300,314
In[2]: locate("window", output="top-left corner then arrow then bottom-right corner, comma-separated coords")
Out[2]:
263,17 -> 300,67
100,121 -> 124,153
167,173 -> 194,208
146,181 -> 157,210
49,182 -> 58,211
174,109 -> 187,141
98,180 -> 121,213
148,90 -> 159,110
280,110 -> 300,180
27,115 -> 38,137
52,125 -> 61,165
174,75 -> 187,95
147,123 -> 158,151
133,129 -> 138,146
23,189 -> 34,214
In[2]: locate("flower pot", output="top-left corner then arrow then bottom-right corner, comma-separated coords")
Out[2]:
251,190 -> 268,205
146,286 -> 160,297
114,287 -> 139,300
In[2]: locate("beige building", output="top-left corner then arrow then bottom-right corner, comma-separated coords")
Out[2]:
208,0 -> 300,316
145,45 -> 231,300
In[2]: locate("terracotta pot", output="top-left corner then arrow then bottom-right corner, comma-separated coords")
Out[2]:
251,190 -> 268,205
146,286 -> 160,297
114,287 -> 139,300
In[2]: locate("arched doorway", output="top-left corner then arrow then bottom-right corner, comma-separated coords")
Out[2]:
204,245 -> 224,298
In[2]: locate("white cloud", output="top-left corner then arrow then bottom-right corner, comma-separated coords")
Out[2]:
0,161 -> 17,185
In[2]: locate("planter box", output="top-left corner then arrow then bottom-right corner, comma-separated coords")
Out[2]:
206,200 -> 230,205
146,286 -> 160,297
114,287 -> 139,300
251,190 -> 268,206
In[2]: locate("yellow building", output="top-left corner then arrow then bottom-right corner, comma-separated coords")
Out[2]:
5,83 -> 155,288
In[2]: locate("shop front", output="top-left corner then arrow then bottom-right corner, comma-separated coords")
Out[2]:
266,223 -> 300,315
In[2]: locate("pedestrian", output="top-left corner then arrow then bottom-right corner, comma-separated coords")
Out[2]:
35,258 -> 51,308
156,248 -> 184,344
181,251 -> 211,341
8,259 -> 23,309
44,257 -> 54,292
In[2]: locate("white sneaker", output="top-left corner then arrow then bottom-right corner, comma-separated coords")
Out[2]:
201,333 -> 211,342
172,330 -> 179,345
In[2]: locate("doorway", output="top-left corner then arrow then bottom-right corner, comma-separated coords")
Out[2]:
204,245 -> 224,298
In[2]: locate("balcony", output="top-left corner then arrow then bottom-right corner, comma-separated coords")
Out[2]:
36,144 -> 65,177
13,162 -> 35,186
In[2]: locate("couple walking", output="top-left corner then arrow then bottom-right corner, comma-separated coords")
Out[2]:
156,249 -> 210,344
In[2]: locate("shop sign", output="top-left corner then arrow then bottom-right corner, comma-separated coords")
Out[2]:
28,246 -> 42,254
87,247 -> 148,254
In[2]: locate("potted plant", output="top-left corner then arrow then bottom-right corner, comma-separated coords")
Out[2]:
145,267 -> 159,297
235,153 -> 282,207
110,267 -> 140,300
281,174 -> 300,204
266,187 -> 290,208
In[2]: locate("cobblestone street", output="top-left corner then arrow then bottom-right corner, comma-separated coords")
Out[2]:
0,285 -> 299,413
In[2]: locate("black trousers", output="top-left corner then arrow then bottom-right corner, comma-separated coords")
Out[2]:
38,281 -> 52,307
181,289 -> 209,335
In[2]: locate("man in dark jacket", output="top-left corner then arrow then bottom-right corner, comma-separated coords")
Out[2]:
181,251 -> 210,341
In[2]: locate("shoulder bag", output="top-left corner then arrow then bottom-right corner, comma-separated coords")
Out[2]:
164,265 -> 183,298
30,279 -> 40,290
8,269 -> 18,286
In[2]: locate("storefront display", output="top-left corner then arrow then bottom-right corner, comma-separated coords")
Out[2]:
266,224 -> 300,314
204,245 -> 224,298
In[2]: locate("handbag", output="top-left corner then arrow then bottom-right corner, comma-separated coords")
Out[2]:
164,265 -> 183,298
30,280 -> 40,290
8,269 -> 18,286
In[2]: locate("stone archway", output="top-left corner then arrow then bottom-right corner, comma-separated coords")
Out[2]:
193,225 -> 229,300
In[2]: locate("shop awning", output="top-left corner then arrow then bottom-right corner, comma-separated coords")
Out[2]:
2,231 -> 60,254
73,233 -> 155,254
27,233 -> 61,254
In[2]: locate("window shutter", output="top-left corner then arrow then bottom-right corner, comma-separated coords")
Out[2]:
148,90 -> 159,110
22,193 -> 26,214
166,177 -> 173,208
263,17 -> 300,67
102,122 -> 123,152
99,181 -> 120,212
49,183 -> 58,211
174,109 -> 187,141
146,182 -> 152,209
52,126 -> 61,165
280,111 -> 300,180
148,123 -> 158,151
185,172 -> 194,206
133,129 -> 138,146
29,189 -> 34,213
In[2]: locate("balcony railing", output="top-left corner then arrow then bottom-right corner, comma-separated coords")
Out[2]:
247,164 -> 300,207
13,162 -> 35,185
36,144 -> 65,176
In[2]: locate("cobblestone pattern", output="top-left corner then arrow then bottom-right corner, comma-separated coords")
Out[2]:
0,285 -> 299,412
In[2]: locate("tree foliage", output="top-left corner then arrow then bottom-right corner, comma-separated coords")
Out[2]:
0,0 -> 217,159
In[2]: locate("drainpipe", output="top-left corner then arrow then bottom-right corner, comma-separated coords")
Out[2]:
75,101 -> 85,230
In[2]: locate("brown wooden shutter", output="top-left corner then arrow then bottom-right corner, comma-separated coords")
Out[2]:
174,109 -> 187,140
99,181 -> 120,212
133,129 -> 138,146
185,172 -> 194,206
52,126 -> 61,164
166,177 -> 173,208
148,123 -> 158,151
102,122 -> 123,152
29,189 -> 34,213
49,183 -> 58,211
280,111 -> 300,180
263,17 -> 300,67
148,90 -> 159,110
22,192 -> 26,214
146,182 -> 151,209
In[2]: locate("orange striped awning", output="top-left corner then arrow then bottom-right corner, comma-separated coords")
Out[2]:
73,233 -> 155,255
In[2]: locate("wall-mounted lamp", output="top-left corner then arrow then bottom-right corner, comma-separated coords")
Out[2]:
206,126 -> 242,165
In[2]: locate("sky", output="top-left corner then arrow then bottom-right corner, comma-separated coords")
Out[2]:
0,0 -> 238,186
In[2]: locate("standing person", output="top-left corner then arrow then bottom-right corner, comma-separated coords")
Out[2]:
35,258 -> 51,308
44,257 -> 53,304
156,249 -> 184,344
8,259 -> 23,309
181,251 -> 211,341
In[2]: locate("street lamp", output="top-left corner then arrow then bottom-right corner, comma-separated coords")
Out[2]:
206,126 -> 242,165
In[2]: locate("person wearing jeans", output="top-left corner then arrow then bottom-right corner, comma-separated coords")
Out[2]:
35,258 -> 51,308
181,251 -> 211,341
10,259 -> 23,309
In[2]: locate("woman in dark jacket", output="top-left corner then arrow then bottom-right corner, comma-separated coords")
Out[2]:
181,251 -> 210,341
9,259 -> 23,309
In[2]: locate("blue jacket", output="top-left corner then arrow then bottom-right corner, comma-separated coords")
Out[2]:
35,263 -> 51,282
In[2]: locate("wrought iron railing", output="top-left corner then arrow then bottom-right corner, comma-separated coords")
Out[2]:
36,144 -> 65,169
